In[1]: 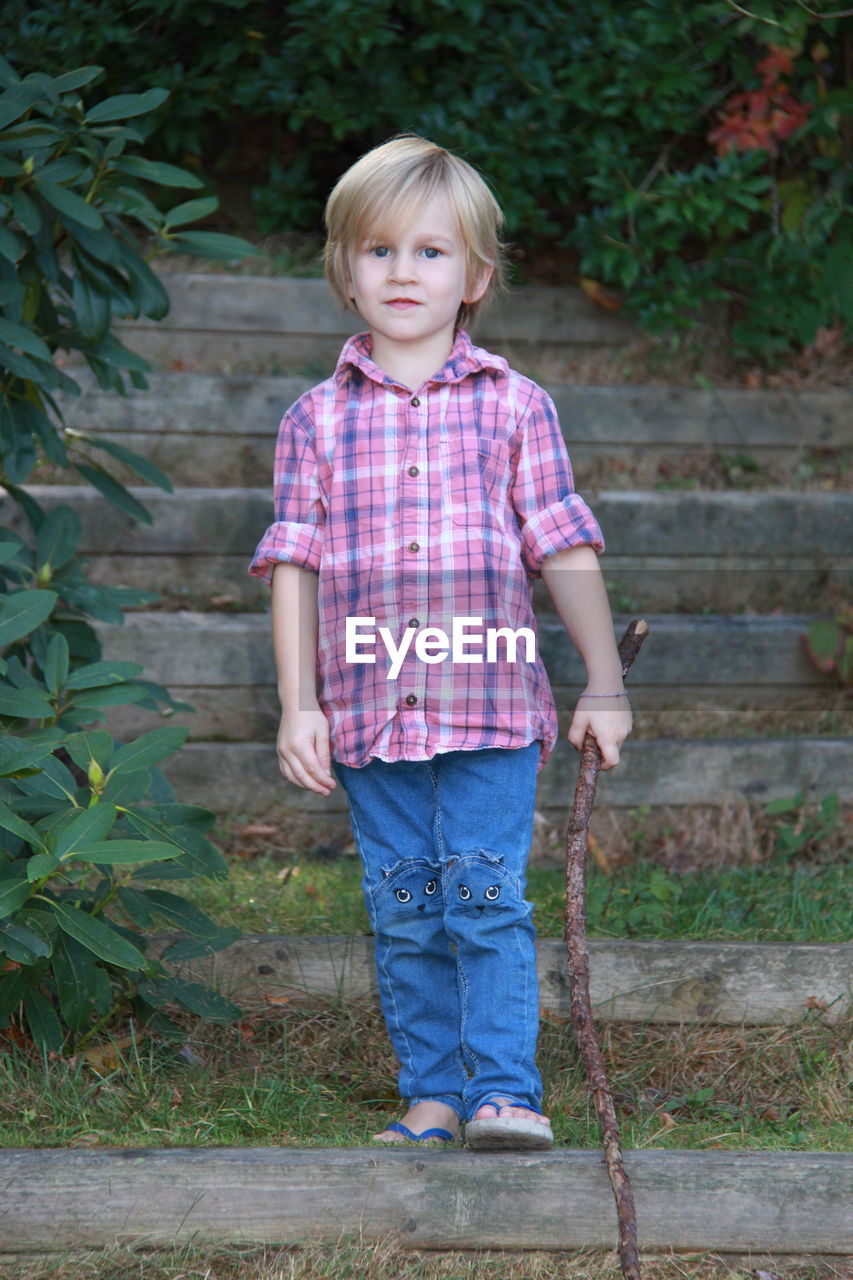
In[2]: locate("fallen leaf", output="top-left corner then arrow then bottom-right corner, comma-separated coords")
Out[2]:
209,594 -> 237,608
804,995 -> 829,1011
264,993 -> 291,1006
81,1034 -> 140,1072
579,277 -> 624,312
240,823 -> 279,839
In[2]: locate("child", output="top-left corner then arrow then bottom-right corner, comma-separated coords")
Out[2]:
249,135 -> 632,1150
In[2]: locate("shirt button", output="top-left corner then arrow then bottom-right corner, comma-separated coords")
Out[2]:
405,694 -> 418,706
407,465 -> 419,477
408,541 -> 420,553
411,397 -> 421,407
408,617 -> 419,628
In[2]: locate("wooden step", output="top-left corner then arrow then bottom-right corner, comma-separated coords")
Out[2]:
9,487 -> 851,611
160,738 -> 852,813
59,370 -> 852,488
111,273 -> 640,370
2,1147 -> 850,1253
151,935 -> 852,1027
98,612 -> 840,741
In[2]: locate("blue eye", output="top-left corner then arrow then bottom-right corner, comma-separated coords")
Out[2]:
422,247 -> 441,259
371,246 -> 390,258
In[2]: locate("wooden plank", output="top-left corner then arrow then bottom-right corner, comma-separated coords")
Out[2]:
9,487 -> 851,560
1,1148 -> 850,1252
114,274 -> 640,345
62,370 -> 853,448
160,738 -> 853,812
149,935 -> 852,1026
99,611 -> 836,692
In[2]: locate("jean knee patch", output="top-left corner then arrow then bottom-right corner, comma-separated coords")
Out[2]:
443,851 -> 522,915
371,858 -> 443,927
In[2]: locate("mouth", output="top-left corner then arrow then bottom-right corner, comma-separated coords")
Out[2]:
385,297 -> 421,308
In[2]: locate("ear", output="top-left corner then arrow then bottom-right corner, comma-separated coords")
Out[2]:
464,263 -> 493,305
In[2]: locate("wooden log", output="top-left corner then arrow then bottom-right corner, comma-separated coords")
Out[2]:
1,1148 -> 850,1252
146,936 -> 853,1026
158,739 -> 853,811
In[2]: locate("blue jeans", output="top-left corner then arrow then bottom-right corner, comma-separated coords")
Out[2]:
332,742 -> 543,1123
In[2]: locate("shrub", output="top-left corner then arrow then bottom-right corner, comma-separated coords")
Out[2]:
2,1 -> 849,362
0,62 -> 258,1050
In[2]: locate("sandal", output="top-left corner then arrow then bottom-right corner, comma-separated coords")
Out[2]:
374,1121 -> 457,1145
465,1099 -> 554,1151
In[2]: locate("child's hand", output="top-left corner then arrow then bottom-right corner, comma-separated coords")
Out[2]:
568,697 -> 633,770
276,706 -> 337,795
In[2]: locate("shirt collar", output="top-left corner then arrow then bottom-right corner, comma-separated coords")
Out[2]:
334,328 -> 507,390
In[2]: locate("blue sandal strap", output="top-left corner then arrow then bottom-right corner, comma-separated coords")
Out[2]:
385,1122 -> 455,1142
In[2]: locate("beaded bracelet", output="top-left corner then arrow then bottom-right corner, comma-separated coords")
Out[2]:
578,691 -> 629,698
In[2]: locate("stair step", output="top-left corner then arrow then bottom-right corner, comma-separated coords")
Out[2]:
59,371 -> 852,488
3,1147 -> 850,1252
10,487 -> 851,612
160,738 -> 851,813
151,934 -> 852,1026
112,274 -> 640,370
98,612 -> 839,741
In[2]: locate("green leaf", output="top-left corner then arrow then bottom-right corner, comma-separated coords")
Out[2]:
55,804 -> 117,860
115,243 -> 170,320
171,231 -> 261,260
68,683 -> 147,709
0,685 -> 53,719
26,852 -> 60,881
138,975 -> 240,1023
72,272 -> 111,341
0,969 -> 25,1018
49,899 -> 145,970
0,800 -> 46,851
11,187 -> 42,236
0,80 -> 45,131
0,919 -> 51,962
15,755 -> 78,802
53,933 -> 112,1030
114,156 -> 203,188
75,839 -> 182,866
137,888 -> 220,937
82,435 -> 172,492
35,506 -> 80,576
116,885 -> 154,928
0,589 -> 58,646
85,89 -> 168,124
164,196 -> 218,228
76,463 -> 152,523
0,226 -> 24,262
0,318 -> 50,361
52,66 -> 104,94
0,738 -> 58,778
64,660 -> 142,691
23,986 -> 63,1051
0,872 -> 30,920
34,179 -> 104,231
43,633 -> 70,695
159,927 -> 241,963
62,729 -> 114,774
111,726 -> 188,774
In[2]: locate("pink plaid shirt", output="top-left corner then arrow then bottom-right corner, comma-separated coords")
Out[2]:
249,329 -> 605,772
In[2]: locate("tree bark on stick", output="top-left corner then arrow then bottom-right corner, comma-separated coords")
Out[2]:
564,618 -> 649,1280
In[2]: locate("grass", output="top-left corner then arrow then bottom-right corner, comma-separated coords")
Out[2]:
1,998 -> 849,1154
1,1243 -> 849,1280
172,793 -> 852,944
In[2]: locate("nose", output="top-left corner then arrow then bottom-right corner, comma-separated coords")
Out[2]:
388,252 -> 417,282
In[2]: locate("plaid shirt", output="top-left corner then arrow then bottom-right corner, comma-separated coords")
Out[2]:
249,329 -> 605,772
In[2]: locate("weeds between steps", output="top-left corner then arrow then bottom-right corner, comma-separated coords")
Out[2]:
0,1241 -> 848,1280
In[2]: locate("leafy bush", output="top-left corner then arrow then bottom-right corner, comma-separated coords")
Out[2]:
0,579 -> 242,1053
802,608 -> 853,687
2,1 -> 849,362
0,62 -> 258,1050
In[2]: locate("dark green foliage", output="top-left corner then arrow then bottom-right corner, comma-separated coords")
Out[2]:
0,64 -> 257,1049
2,1 -> 849,360
0,590 -> 242,1052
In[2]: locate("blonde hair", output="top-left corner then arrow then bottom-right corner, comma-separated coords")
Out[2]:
323,134 -> 507,331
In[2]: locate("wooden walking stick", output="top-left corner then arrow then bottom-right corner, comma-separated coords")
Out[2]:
565,618 -> 649,1280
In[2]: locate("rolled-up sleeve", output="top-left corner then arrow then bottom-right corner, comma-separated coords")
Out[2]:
248,404 -> 325,584
511,387 -> 605,578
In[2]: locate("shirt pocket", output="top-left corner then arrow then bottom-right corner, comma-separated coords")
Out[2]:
439,425 -> 505,529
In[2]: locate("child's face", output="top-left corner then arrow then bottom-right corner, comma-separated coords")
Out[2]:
346,191 -> 491,357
